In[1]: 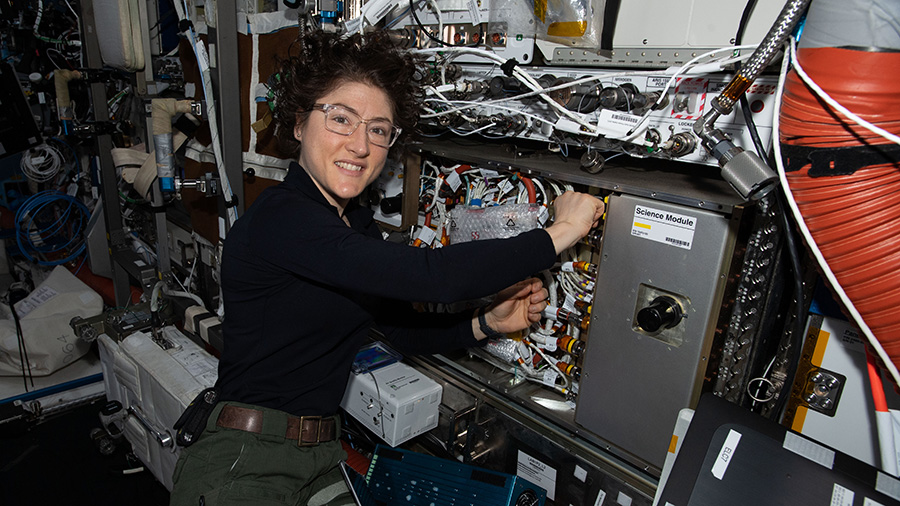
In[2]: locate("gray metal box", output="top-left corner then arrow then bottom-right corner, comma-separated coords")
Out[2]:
575,193 -> 738,469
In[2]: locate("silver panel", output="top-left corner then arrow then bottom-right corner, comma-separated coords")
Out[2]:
576,193 -> 737,470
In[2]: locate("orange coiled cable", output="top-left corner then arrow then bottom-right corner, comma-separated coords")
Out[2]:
780,46 -> 900,373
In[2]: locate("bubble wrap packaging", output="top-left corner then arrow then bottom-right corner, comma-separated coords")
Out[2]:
449,203 -> 545,244
484,338 -> 519,363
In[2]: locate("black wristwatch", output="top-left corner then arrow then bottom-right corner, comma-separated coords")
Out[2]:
477,307 -> 504,339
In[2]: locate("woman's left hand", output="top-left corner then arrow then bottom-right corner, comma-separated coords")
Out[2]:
477,278 -> 548,339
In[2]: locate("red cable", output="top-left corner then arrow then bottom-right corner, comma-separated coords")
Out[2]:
866,347 -> 889,413
521,176 -> 537,203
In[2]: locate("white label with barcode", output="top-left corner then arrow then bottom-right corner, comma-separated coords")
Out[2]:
363,0 -> 395,24
597,109 -> 647,140
467,0 -> 483,24
344,16 -> 362,34
631,204 -> 696,250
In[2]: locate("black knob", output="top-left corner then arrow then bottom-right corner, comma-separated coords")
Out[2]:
489,76 -> 522,98
379,195 -> 402,215
637,296 -> 683,332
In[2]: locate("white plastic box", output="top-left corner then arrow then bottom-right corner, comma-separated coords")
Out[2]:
340,361 -> 442,447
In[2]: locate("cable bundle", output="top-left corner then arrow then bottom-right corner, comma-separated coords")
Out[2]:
20,142 -> 64,183
15,190 -> 90,265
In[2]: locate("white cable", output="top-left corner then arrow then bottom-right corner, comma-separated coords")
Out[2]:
515,187 -> 527,204
774,38 -> 900,388
448,123 -> 496,137
526,340 -> 570,389
488,73 -> 630,106
33,0 -> 45,38
415,46 -> 597,132
425,175 -> 443,213
516,341 -> 536,375
749,356 -> 778,406
626,44 -> 759,135
63,0 -> 78,20
635,45 -> 756,136
185,256 -> 198,291
423,96 -> 547,124
162,284 -> 205,308
176,0 -> 238,230
789,39 -> 900,146
21,143 -> 63,183
425,0 -> 444,46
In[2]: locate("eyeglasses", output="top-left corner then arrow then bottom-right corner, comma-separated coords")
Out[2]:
310,104 -> 401,148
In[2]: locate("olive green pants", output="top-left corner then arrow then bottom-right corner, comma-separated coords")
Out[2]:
169,402 -> 355,506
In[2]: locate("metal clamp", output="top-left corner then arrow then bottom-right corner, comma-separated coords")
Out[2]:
128,405 -> 173,448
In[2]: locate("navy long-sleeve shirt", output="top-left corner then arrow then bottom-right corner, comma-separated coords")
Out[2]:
217,162 -> 556,416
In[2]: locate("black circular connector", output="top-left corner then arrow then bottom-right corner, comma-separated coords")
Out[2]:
637,296 -> 683,333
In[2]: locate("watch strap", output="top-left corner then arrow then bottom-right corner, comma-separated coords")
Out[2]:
477,307 -> 504,339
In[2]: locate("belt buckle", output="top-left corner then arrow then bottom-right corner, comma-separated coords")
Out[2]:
298,415 -> 322,447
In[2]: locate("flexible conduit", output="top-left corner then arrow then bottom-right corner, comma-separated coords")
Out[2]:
713,0 -> 811,113
779,42 -> 900,379
152,99 -> 194,192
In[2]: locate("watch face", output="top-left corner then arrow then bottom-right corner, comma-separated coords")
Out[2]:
515,489 -> 540,506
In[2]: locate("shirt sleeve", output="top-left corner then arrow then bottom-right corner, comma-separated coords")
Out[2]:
374,299 -> 483,355
248,194 -> 557,304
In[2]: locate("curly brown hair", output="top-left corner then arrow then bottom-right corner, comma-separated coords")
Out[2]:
271,30 -> 424,157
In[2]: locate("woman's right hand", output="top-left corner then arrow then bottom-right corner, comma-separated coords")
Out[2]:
545,191 -> 605,254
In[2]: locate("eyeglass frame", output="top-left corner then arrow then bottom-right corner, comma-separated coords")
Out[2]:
308,103 -> 402,148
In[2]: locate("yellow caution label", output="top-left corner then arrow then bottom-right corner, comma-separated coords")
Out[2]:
791,405 -> 808,432
668,434 -> 679,454
812,330 -> 829,367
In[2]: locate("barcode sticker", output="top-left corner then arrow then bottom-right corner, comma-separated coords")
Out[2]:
467,0 -> 483,24
597,109 -> 647,140
631,204 -> 696,250
538,206 -> 549,225
363,0 -> 395,24
344,16 -> 362,34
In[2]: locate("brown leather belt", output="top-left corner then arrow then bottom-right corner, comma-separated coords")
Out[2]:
216,405 -> 337,446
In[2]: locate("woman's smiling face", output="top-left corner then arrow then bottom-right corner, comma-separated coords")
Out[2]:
295,81 -> 394,215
